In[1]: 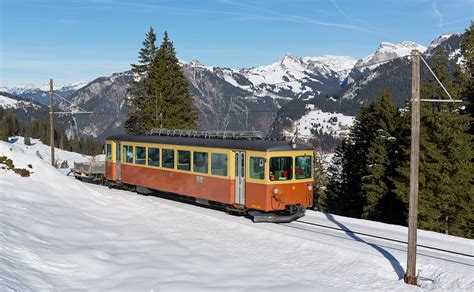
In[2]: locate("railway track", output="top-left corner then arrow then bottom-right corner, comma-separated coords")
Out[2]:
91,181 -> 473,266
283,219 -> 474,266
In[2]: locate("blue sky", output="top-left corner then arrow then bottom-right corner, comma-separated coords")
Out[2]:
1,0 -> 472,86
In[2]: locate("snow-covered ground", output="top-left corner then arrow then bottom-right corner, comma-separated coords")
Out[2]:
7,136 -> 90,167
1,140 -> 472,290
284,104 -> 355,139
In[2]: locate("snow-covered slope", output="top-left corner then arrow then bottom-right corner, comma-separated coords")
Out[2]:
7,136 -> 90,167
284,104 -> 355,139
427,33 -> 458,53
213,53 -> 357,99
1,140 -> 472,290
0,94 -> 40,109
355,41 -> 427,69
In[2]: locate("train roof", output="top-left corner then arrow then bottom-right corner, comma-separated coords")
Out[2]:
106,134 -> 314,152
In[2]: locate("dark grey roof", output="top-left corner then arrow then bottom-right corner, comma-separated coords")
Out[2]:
105,134 -> 313,152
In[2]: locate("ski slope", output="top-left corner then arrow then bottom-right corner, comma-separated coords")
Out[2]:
1,140 -> 472,291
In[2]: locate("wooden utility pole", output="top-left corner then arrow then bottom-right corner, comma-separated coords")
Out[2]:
405,50 -> 420,286
49,79 -> 55,167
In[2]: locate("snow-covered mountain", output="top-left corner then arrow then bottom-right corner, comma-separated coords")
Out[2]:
191,53 -> 357,101
426,33 -> 458,53
355,41 -> 427,69
4,32 -> 463,141
1,81 -> 89,105
273,33 -> 463,152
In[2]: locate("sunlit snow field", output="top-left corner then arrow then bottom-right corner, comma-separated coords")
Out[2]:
1,139 -> 472,291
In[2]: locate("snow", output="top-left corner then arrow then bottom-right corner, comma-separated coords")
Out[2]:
2,81 -> 89,95
303,55 -> 356,73
356,41 -> 427,69
1,140 -> 473,290
285,104 -> 355,139
7,136 -> 90,167
0,94 -> 18,108
427,33 -> 458,52
188,53 -> 356,100
60,81 -> 89,92
242,54 -> 356,89
0,94 -> 39,109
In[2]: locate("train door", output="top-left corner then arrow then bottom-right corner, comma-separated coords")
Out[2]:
234,151 -> 246,205
115,141 -> 121,181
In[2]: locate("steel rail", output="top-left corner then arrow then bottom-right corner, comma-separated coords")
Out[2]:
294,220 -> 474,259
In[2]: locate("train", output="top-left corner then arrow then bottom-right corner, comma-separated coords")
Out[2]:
104,129 -> 314,222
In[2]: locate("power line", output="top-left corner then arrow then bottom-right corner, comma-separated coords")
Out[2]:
70,106 -> 363,116
53,92 -> 92,114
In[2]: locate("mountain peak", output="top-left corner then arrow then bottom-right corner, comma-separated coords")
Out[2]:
356,40 -> 426,68
427,33 -> 460,52
281,53 -> 302,63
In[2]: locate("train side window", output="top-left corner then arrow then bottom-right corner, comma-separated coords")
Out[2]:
295,156 -> 312,179
148,147 -> 160,167
250,157 -> 265,179
135,146 -> 146,165
193,151 -> 208,173
211,153 -> 227,176
178,150 -> 191,171
162,149 -> 174,169
123,145 -> 133,163
106,143 -> 112,160
269,157 -> 293,181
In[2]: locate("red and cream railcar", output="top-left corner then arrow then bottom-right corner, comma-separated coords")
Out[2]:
104,134 -> 314,222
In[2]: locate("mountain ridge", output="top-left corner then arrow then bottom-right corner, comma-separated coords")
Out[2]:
2,32 -> 463,141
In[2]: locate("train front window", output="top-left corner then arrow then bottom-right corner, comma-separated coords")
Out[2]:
193,151 -> 208,173
178,150 -> 191,171
106,144 -> 112,160
135,146 -> 146,165
162,149 -> 174,169
295,156 -> 312,179
269,157 -> 293,181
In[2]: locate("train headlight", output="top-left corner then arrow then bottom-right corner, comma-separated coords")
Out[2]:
273,188 -> 279,194
307,184 -> 313,191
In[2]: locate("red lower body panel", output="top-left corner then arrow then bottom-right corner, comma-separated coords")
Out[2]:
106,162 -> 313,212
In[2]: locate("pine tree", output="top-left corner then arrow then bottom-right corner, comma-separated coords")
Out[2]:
131,27 -> 157,77
360,92 -> 407,223
312,152 -> 328,210
149,32 -> 198,129
0,114 -> 9,141
393,49 -> 473,238
326,139 -> 365,217
326,92 -> 409,224
125,29 -> 198,133
461,22 -> 474,133
125,27 -> 159,134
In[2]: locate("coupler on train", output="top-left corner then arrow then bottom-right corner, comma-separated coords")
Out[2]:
248,204 -> 306,223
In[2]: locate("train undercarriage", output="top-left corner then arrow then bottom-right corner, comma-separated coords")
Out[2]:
106,180 -> 306,223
